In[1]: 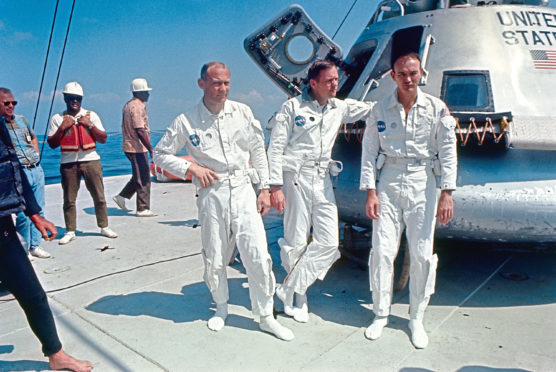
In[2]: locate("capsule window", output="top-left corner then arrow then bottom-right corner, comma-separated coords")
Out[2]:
441,70 -> 494,112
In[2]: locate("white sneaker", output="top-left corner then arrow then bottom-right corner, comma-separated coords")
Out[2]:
136,209 -> 158,217
113,195 -> 130,211
100,227 -> 118,238
28,252 -> 34,261
30,246 -> 51,258
59,231 -> 76,245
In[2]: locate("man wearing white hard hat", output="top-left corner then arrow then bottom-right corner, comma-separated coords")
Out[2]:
47,81 -> 118,244
113,78 -> 157,217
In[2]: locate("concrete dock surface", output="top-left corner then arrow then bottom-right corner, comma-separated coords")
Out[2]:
1,175 -> 555,372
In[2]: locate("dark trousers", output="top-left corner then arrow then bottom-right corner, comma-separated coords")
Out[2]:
60,160 -> 108,231
0,216 -> 62,356
119,152 -> 151,211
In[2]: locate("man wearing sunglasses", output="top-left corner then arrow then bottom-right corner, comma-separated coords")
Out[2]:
47,82 -> 117,245
0,88 -> 50,259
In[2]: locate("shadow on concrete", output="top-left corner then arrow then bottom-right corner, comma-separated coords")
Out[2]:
86,277 -> 258,330
53,226 -> 107,239
227,253 -> 371,328
0,360 -> 50,371
158,219 -> 200,228
400,366 -> 531,372
85,206 -> 131,217
300,258 -> 372,328
457,367 -> 531,372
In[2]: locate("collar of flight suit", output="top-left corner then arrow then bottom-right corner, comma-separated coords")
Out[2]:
197,99 -> 235,124
301,88 -> 338,109
387,87 -> 427,110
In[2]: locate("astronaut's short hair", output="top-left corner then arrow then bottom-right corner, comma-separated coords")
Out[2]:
307,60 -> 336,82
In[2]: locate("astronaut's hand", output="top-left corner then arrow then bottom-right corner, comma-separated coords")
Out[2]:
437,190 -> 453,225
188,163 -> 220,188
257,189 -> 271,216
270,185 -> 286,215
365,189 -> 380,220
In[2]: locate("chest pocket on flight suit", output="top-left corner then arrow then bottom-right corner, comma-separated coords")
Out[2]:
197,128 -> 219,152
230,121 -> 250,152
415,113 -> 434,143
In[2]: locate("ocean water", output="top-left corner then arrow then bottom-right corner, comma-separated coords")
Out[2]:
39,131 -> 166,185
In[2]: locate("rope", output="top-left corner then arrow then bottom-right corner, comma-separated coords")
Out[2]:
39,0 -> 77,160
31,0 -> 60,131
332,0 -> 359,40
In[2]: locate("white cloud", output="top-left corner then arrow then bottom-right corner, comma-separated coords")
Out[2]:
165,97 -> 197,109
88,92 -> 121,103
81,17 -> 99,24
165,97 -> 185,107
19,89 -> 62,102
232,89 -> 264,107
13,31 -> 34,42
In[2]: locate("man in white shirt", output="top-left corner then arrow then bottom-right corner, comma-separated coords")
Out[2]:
48,82 -> 117,245
267,60 -> 373,323
360,52 -> 457,348
153,62 -> 293,341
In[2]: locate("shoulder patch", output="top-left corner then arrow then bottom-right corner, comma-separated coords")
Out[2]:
294,115 -> 306,127
440,105 -> 451,118
189,134 -> 200,147
440,115 -> 456,130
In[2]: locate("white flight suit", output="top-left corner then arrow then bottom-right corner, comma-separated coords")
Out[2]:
154,100 -> 275,316
360,88 -> 457,320
268,89 -> 372,295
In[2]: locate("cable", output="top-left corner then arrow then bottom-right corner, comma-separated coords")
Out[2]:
31,0 -> 60,131
332,0 -> 359,40
39,0 -> 76,160
0,252 -> 202,303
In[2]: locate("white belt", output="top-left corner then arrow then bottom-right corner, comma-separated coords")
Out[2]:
301,159 -> 330,169
215,169 -> 252,179
384,157 -> 432,166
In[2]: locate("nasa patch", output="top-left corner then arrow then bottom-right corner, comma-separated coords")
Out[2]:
377,120 -> 386,132
295,115 -> 306,127
189,134 -> 200,147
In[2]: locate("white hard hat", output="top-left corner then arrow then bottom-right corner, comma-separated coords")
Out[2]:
63,81 -> 83,96
130,78 -> 152,92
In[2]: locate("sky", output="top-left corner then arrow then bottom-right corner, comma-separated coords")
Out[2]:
1,0 -> 554,136
1,0 -> 381,135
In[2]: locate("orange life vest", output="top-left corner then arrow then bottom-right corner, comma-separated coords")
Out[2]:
59,112 -> 97,152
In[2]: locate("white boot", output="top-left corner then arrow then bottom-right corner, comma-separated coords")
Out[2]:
259,315 -> 294,341
276,285 -> 295,317
207,303 -> 228,332
364,316 -> 388,340
293,293 -> 309,323
409,319 -> 429,349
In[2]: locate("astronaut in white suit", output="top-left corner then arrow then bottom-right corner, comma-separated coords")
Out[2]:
268,60 -> 373,323
360,52 -> 457,349
154,62 -> 293,341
